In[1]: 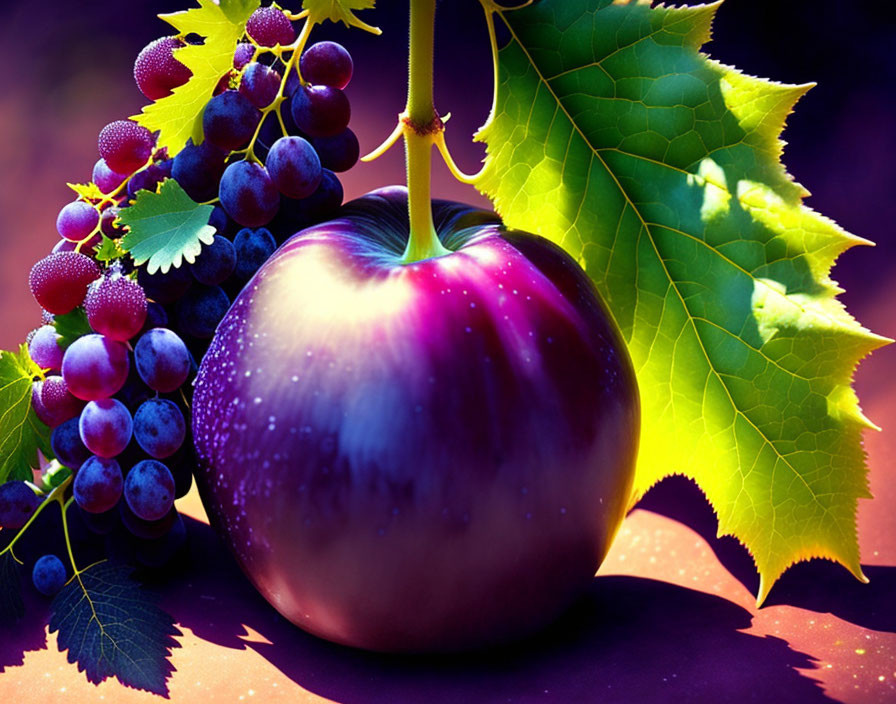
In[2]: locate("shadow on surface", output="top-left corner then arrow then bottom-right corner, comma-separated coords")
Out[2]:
162,515 -> 835,704
636,475 -> 896,634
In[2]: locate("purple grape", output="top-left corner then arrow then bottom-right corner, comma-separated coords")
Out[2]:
134,36 -> 192,101
73,456 -> 123,514
119,501 -> 177,540
50,417 -> 92,470
137,264 -> 192,304
92,159 -> 128,194
29,252 -> 101,315
270,169 -> 343,237
0,481 -> 40,530
311,128 -> 359,173
100,207 -> 123,238
84,270 -> 148,341
32,381 -> 54,426
98,120 -> 155,175
39,375 -> 85,427
57,201 -> 99,242
61,334 -> 129,401
234,42 -> 255,70
246,6 -> 296,47
240,63 -> 281,109
32,554 -> 67,596
175,285 -> 231,339
300,41 -> 353,89
171,138 -> 227,202
134,328 -> 191,393
134,399 -> 186,459
124,459 -> 175,522
233,227 -> 276,280
191,235 -> 236,285
290,85 -> 350,138
29,325 -> 63,371
203,90 -> 261,151
219,160 -> 280,227
79,399 -> 133,458
266,136 -> 322,199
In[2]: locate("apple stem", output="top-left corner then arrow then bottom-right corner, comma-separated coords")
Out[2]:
401,0 -> 450,264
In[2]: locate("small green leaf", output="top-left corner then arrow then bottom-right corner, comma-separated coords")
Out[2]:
53,308 -> 92,350
67,182 -> 105,202
475,0 -> 890,603
0,346 -> 50,484
119,179 -> 216,275
0,552 -> 25,626
49,561 -> 181,694
94,234 -> 125,263
302,0 -> 381,34
133,0 -> 260,156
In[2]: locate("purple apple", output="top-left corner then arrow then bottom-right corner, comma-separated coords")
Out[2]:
192,187 -> 639,652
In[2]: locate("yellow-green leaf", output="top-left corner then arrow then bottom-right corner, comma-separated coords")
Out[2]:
302,0 -> 380,34
119,179 -> 216,274
0,346 -> 51,484
67,182 -> 105,202
132,0 -> 260,156
474,0 -> 890,604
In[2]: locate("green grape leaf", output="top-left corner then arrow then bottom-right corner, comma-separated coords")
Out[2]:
302,0 -> 381,34
118,179 -> 216,274
67,182 -> 105,202
132,0 -> 260,156
49,561 -> 181,694
53,308 -> 92,350
474,0 -> 890,604
93,234 -> 125,263
0,346 -> 51,484
0,551 -> 25,626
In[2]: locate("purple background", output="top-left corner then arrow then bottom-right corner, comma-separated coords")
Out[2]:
0,0 -> 893,348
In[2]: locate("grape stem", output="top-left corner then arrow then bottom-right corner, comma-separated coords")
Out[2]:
0,475 -> 72,565
400,0 -> 450,264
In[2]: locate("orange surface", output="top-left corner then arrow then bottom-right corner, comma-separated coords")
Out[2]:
1,305 -> 894,703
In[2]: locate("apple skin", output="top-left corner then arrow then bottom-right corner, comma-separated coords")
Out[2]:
192,186 -> 639,652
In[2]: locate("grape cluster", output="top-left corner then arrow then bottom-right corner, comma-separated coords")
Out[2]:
2,4 -> 360,596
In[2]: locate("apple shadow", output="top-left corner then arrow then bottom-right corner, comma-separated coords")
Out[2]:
635,476 -> 896,634
157,515 -> 836,704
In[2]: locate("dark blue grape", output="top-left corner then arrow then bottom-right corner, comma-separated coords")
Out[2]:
290,84 -> 350,138
300,41 -> 353,89
203,90 -> 261,151
266,136 -> 322,199
219,160 -> 280,227
120,501 -> 178,540
140,301 -> 169,333
134,398 -> 186,459
137,264 -> 192,304
171,138 -> 227,203
175,285 -> 231,338
233,227 -> 276,280
32,554 -> 67,596
240,62 -> 281,109
191,235 -> 236,285
0,481 -> 39,530
209,204 -> 236,238
124,459 -> 175,522
134,328 -> 191,392
51,416 -> 92,470
311,128 -> 359,173
168,445 -> 195,499
74,456 -> 124,513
